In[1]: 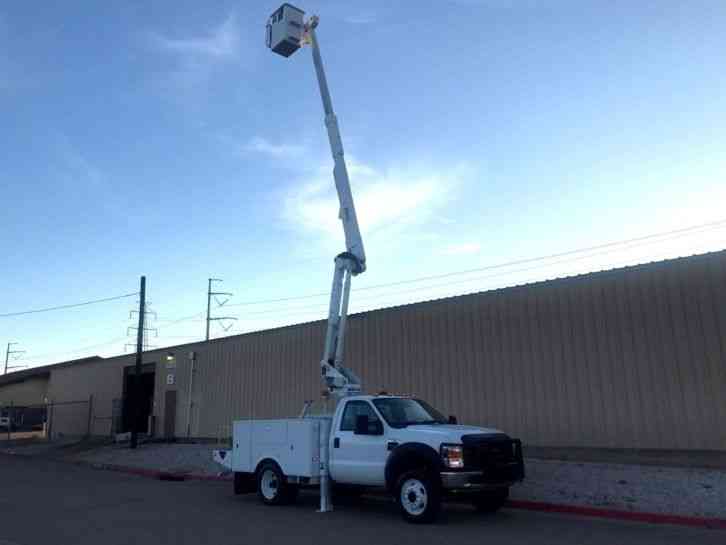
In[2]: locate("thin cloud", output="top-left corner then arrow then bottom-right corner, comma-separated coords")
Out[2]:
284,158 -> 460,247
147,14 -> 241,94
244,137 -> 307,159
150,15 -> 240,59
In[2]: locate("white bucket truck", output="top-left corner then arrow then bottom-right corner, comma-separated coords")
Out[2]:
214,5 -> 524,523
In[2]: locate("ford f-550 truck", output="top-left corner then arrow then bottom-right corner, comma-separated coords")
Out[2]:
214,6 -> 525,523
214,395 -> 524,522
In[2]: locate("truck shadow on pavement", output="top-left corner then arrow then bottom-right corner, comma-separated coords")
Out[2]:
231,489 -> 515,527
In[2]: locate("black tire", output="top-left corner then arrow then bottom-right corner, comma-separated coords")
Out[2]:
395,470 -> 441,524
472,487 -> 509,513
256,462 -> 294,506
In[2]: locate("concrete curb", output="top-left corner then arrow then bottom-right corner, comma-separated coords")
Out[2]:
506,500 -> 726,530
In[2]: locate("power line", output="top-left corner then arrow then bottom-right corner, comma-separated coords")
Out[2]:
133,235 -> 726,340
18,235 -> 702,359
157,312 -> 206,326
0,292 -> 138,318
232,240 -> 725,329
12,335 -> 129,366
7,220 -> 724,360
346,223 -> 726,304
228,218 -> 726,307
186,221 -> 726,320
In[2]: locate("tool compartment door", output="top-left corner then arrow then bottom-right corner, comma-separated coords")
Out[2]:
251,420 -> 289,471
232,420 -> 253,472
284,419 -> 320,478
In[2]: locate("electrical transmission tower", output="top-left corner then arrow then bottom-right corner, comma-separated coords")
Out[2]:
125,304 -> 157,352
4,342 -> 26,374
206,278 -> 237,341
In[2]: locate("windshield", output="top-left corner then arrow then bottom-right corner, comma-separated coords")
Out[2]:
372,398 -> 447,429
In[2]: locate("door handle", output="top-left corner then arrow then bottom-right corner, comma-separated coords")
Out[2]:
333,437 -> 340,449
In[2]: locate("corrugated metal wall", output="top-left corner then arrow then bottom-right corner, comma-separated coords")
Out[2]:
40,251 -> 726,450
185,251 -> 726,450
47,357 -> 130,436
0,376 -> 48,406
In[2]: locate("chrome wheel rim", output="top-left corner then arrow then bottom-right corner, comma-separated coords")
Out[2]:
400,478 -> 428,516
260,469 -> 279,500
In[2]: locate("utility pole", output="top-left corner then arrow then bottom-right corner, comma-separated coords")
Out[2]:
4,342 -> 26,375
206,278 -> 236,341
130,275 -> 145,449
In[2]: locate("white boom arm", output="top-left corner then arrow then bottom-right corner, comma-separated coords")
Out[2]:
306,17 -> 366,399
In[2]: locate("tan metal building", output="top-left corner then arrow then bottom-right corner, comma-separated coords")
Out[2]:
4,250 -> 725,451
0,373 -> 49,407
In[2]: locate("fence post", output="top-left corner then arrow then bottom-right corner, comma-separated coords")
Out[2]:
86,395 -> 94,438
47,401 -> 53,442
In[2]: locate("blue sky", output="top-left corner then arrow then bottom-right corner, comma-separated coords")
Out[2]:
1,1 -> 725,368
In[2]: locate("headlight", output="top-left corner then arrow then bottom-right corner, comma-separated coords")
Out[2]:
440,444 -> 464,469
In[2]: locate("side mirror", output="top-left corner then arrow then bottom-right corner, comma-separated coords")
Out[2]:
448,415 -> 458,425
354,415 -> 383,435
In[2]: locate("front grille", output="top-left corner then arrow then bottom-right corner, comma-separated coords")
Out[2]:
461,434 -> 524,482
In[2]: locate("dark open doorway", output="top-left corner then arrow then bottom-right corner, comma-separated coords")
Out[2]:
122,364 -> 155,434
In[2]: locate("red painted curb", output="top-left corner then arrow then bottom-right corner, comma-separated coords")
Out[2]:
93,463 -> 231,482
186,472 -> 232,482
506,500 -> 726,530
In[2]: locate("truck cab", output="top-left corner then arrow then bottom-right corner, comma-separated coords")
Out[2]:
328,395 -> 524,521
215,394 -> 524,523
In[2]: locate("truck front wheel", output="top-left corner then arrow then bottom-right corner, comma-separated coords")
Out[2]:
256,462 -> 296,505
396,471 -> 441,523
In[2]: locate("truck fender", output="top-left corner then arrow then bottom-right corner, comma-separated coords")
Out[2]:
254,457 -> 284,477
384,442 -> 442,493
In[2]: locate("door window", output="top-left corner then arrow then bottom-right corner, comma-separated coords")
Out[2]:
340,401 -> 380,431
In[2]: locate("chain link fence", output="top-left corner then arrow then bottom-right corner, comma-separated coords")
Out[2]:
0,399 -> 92,442
46,399 -> 92,440
0,404 -> 47,440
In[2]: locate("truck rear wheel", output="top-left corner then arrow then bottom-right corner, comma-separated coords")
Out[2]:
256,462 -> 296,505
396,471 -> 441,523
472,487 -> 509,513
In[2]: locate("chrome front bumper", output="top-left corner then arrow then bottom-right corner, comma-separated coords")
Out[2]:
440,471 -> 515,490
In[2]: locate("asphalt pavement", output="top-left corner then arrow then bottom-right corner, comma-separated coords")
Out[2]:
0,454 -> 722,545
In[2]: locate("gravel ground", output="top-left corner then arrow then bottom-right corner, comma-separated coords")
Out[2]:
73,442 -> 224,476
71,443 -> 726,518
511,459 -> 726,518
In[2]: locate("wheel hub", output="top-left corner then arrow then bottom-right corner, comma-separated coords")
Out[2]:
261,469 -> 279,499
400,478 -> 428,516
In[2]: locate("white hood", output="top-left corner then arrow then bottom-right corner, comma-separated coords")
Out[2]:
392,424 -> 504,446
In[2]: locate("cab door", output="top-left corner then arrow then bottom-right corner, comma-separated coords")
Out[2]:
329,400 -> 389,486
